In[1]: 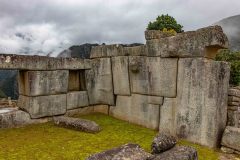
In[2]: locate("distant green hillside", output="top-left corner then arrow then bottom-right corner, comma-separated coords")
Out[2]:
216,49 -> 240,86
0,89 -> 7,98
0,70 -> 18,99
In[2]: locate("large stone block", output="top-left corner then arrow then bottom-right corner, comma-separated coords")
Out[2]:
129,56 -> 177,97
145,30 -> 174,40
110,94 -> 160,130
19,70 -> 68,96
18,94 -> 67,118
229,88 -> 240,98
0,109 -> 31,128
0,54 -> 89,70
53,116 -> 101,133
65,107 -> 94,116
228,96 -> 240,103
159,58 -> 230,148
0,108 -> 51,128
123,45 -> 148,56
227,110 -> 239,127
146,26 -> 228,58
93,105 -> 109,115
221,126 -> 240,152
90,44 -> 125,58
149,146 -> 198,160
67,91 -> 89,110
87,143 -> 152,160
159,98 -> 177,135
86,58 -> 115,105
111,56 -> 130,95
0,108 -> 50,128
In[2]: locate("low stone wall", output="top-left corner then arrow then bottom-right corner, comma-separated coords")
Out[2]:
221,126 -> 240,154
227,86 -> 240,128
0,25 -> 231,149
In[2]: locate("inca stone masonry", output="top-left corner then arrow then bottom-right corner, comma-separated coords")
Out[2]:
1,25 -> 239,151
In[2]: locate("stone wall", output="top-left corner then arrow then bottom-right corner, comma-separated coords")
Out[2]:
0,25 -> 231,148
227,86 -> 240,128
87,26 -> 230,148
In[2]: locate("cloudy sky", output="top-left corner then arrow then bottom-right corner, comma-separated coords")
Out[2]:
0,0 -> 239,56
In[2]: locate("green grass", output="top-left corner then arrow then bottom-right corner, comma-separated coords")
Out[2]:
0,113 -> 156,160
0,113 -> 237,160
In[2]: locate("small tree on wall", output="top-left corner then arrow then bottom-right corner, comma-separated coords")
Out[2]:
147,14 -> 184,33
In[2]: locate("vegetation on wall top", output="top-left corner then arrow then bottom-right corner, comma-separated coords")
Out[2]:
147,14 -> 184,33
215,49 -> 240,86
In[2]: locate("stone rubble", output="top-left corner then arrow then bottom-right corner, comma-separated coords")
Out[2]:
221,126 -> 240,154
86,143 -> 152,160
53,116 -> 101,133
148,146 -> 198,160
151,132 -> 177,154
227,87 -> 240,128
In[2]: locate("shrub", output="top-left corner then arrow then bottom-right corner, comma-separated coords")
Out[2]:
147,14 -> 183,33
215,49 -> 240,86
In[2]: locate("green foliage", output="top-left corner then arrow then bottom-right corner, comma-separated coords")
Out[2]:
147,14 -> 183,33
162,28 -> 177,36
215,49 -> 240,86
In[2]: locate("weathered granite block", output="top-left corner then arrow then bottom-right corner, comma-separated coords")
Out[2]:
111,56 -> 130,95
19,70 -> 68,96
90,44 -> 125,58
221,126 -> 240,152
65,107 -> 94,116
18,94 -> 67,118
145,30 -> 175,40
67,91 -> 89,110
0,108 -> 51,128
87,143 -> 152,160
123,45 -> 148,56
227,110 -> 239,127
86,58 -> 115,105
228,96 -> 240,102
110,94 -> 160,130
149,146 -> 198,160
159,98 -> 177,135
176,58 -> 230,147
93,105 -> 109,114
228,101 -> 240,106
0,54 -> 89,70
151,132 -> 177,154
53,116 -> 101,133
229,88 -> 240,98
146,26 -> 228,58
0,109 -> 31,128
148,96 -> 164,105
159,58 -> 230,148
129,56 -> 177,97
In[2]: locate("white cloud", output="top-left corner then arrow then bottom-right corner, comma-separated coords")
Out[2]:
0,0 -> 239,56
0,23 -> 70,56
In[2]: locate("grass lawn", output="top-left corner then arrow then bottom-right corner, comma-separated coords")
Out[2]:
0,113 -> 238,160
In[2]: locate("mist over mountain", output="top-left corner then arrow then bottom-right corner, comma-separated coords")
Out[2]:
215,15 -> 240,51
